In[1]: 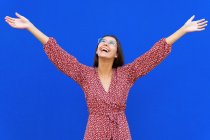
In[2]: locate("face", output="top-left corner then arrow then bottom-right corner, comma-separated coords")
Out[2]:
96,36 -> 118,59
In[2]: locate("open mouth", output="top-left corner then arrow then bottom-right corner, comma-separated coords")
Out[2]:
101,47 -> 109,53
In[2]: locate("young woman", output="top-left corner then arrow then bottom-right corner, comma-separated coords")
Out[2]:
5,13 -> 207,140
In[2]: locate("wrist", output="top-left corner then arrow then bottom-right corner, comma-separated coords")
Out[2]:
179,26 -> 187,35
27,23 -> 35,32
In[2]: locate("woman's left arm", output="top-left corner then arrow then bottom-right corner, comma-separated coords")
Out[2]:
120,15 -> 207,84
166,15 -> 208,45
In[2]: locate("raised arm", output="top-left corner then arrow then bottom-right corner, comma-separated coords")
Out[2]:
43,37 -> 89,85
5,12 -> 49,44
121,15 -> 207,84
5,12 -> 90,86
166,15 -> 208,45
120,38 -> 172,84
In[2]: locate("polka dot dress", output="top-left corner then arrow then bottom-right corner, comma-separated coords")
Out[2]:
43,37 -> 172,140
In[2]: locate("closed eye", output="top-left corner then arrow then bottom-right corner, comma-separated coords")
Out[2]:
101,39 -> 106,43
109,41 -> 115,45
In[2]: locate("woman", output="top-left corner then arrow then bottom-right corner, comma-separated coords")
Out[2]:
5,13 -> 207,140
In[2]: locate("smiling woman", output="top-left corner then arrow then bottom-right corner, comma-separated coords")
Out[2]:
4,12 -> 208,140
94,35 -> 124,68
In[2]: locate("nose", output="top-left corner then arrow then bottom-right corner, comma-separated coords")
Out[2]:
103,41 -> 108,45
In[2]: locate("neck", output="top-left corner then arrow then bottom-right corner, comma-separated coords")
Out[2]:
97,57 -> 114,75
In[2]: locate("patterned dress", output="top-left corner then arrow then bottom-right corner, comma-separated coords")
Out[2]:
43,37 -> 172,140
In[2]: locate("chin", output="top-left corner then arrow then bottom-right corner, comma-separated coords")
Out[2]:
98,55 -> 114,59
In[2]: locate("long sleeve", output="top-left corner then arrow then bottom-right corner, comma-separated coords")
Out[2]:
43,37 -> 89,86
120,38 -> 172,84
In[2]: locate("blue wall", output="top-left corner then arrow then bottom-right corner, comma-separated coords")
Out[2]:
0,0 -> 210,140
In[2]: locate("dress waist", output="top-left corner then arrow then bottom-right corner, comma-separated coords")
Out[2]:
89,110 -> 125,139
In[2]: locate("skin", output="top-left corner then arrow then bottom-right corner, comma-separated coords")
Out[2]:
96,36 -> 118,92
4,13 -> 208,92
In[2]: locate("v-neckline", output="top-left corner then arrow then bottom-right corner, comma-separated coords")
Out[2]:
95,68 -> 115,94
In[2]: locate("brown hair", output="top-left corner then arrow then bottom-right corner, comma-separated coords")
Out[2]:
93,35 -> 124,68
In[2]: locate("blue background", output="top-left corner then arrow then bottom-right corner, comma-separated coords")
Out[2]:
0,0 -> 210,140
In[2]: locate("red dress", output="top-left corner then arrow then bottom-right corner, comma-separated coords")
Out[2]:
43,38 -> 172,140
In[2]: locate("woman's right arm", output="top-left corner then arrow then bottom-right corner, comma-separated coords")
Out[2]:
5,12 -> 49,44
5,12 -> 89,86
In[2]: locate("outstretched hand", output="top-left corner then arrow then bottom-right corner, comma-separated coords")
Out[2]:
5,12 -> 32,30
183,15 -> 208,33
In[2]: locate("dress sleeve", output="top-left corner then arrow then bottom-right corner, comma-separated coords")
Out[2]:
43,37 -> 89,86
121,38 -> 172,84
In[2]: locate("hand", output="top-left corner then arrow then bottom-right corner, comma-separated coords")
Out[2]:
182,15 -> 208,33
5,12 -> 33,30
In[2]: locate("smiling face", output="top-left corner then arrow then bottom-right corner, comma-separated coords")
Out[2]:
93,35 -> 124,68
96,36 -> 118,59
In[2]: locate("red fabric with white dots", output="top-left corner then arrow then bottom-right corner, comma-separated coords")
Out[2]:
43,37 -> 171,140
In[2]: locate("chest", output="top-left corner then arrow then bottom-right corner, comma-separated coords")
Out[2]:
98,75 -> 112,93
83,68 -> 131,98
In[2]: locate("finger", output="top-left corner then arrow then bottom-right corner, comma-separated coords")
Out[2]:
198,24 -> 208,29
15,12 -> 22,18
5,20 -> 16,28
5,16 -> 16,21
5,18 -> 16,22
188,15 -> 195,22
15,12 -> 26,20
196,19 -> 206,23
5,19 -> 14,25
196,28 -> 205,31
197,21 -> 208,26
5,17 -> 15,23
